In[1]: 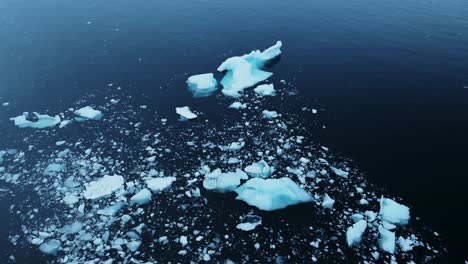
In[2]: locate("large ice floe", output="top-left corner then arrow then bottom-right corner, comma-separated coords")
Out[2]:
187,73 -> 218,97
10,112 -> 61,128
217,41 -> 282,97
0,41 -> 448,263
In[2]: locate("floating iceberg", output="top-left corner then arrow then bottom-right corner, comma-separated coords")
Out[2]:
203,168 -> 248,192
187,73 -> 218,97
83,175 -> 124,199
380,197 -> 410,225
236,215 -> 262,231
145,177 -> 176,192
244,160 -> 273,178
176,106 -> 197,120
74,106 -> 103,121
228,102 -> 247,109
346,220 -> 367,247
254,84 -> 276,97
262,110 -> 278,119
217,41 -> 282,97
378,225 -> 396,254
130,188 -> 152,204
39,239 -> 61,255
10,112 -> 61,129
321,194 -> 335,209
235,177 -> 313,211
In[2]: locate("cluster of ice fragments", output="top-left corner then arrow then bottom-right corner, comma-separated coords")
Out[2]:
0,42 -> 447,263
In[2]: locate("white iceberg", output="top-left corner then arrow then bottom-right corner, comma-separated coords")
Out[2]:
145,177 -> 176,192
235,177 -> 313,211
187,73 -> 218,97
244,160 -> 273,178
83,175 -> 124,200
262,110 -> 278,119
176,106 -> 197,120
74,106 -> 103,121
217,41 -> 282,97
346,220 -> 367,247
130,188 -> 152,204
380,197 -> 410,225
10,112 -> 61,129
203,168 -> 248,192
378,225 -> 396,254
254,84 -> 276,97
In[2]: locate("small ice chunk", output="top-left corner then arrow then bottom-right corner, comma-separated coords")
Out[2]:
97,202 -> 125,216
398,236 -> 415,252
83,175 -> 124,199
236,215 -> 262,231
145,177 -> 176,192
43,163 -> 64,175
229,102 -> 247,109
10,112 -> 61,129
254,84 -> 276,97
380,197 -> 410,225
235,177 -> 313,211
203,169 -> 248,192
63,194 -> 79,205
244,160 -> 273,178
130,188 -> 152,204
330,166 -> 349,178
217,41 -> 282,97
59,120 -> 72,128
176,106 -> 197,120
74,106 -> 103,121
126,240 -> 142,252
378,226 -> 396,254
39,240 -> 61,255
346,220 -> 367,247
180,235 -> 188,246
262,110 -> 278,119
321,194 -> 335,209
187,73 -> 218,97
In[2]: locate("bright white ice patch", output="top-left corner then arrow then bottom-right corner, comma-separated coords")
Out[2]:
74,106 -> 103,121
378,225 -> 396,254
254,84 -> 276,97
244,160 -> 273,178
228,102 -> 247,109
262,110 -> 278,119
235,177 -> 313,211
346,220 -> 367,247
146,177 -> 176,192
236,215 -> 262,231
82,175 -> 124,199
10,112 -> 61,129
131,188 -> 152,204
217,41 -> 282,97
380,197 -> 410,225
176,106 -> 198,120
203,168 -> 248,192
187,73 -> 218,97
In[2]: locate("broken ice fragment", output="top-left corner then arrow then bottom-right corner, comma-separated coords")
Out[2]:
262,110 -> 278,119
83,175 -> 124,200
130,188 -> 152,204
39,239 -> 61,255
254,84 -> 276,97
145,177 -> 176,192
378,225 -> 396,254
380,197 -> 410,225
203,169 -> 248,192
187,73 -> 218,97
10,112 -> 61,129
217,41 -> 282,97
236,215 -> 262,231
97,202 -> 125,216
244,160 -> 273,178
235,177 -> 313,211
330,166 -> 349,178
229,102 -> 247,109
346,220 -> 367,247
176,106 -> 197,120
74,106 -> 103,121
321,194 -> 335,209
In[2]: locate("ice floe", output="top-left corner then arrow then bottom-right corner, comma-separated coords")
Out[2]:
145,177 -> 176,192
262,110 -> 279,119
176,106 -> 198,120
236,215 -> 262,231
203,168 -> 248,192
82,175 -> 124,199
10,112 -> 61,129
254,84 -> 276,97
380,197 -> 410,225
244,160 -> 273,178
187,73 -> 218,97
346,220 -> 367,247
74,106 -> 103,121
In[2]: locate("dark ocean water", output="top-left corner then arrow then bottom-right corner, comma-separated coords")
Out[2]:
0,0 -> 467,262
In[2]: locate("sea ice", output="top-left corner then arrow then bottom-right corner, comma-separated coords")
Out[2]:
378,225 -> 396,254
380,197 -> 410,225
244,160 -> 273,178
254,84 -> 276,97
74,106 -> 103,121
187,73 -> 218,97
83,175 -> 124,199
235,177 -> 313,211
236,215 -> 262,231
130,188 -> 152,204
229,102 -> 247,109
203,169 -> 248,192
330,166 -> 349,178
176,106 -> 197,120
262,110 -> 278,119
321,194 -> 335,209
145,177 -> 176,192
217,41 -> 282,97
39,239 -> 61,255
346,220 -> 367,247
10,112 -> 61,129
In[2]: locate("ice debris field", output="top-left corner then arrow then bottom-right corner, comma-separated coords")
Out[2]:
0,42 -> 447,263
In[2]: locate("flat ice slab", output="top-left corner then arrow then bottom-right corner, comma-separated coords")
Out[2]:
262,110 -> 278,119
203,168 -> 248,192
74,106 -> 103,121
235,177 -> 313,211
187,73 -> 218,97
236,215 -> 262,231
346,220 -> 367,247
176,106 -> 197,120
380,197 -> 410,225
217,41 -> 282,97
83,175 -> 124,199
254,84 -> 276,97
146,177 -> 176,192
11,112 -> 61,129
244,160 -> 273,178
130,188 -> 152,204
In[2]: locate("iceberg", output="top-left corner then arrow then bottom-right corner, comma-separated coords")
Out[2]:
254,84 -> 276,97
83,175 -> 124,199
380,198 -> 410,225
145,177 -> 176,192
378,226 -> 396,254
346,220 -> 367,247
244,160 -> 273,178
130,188 -> 152,204
10,112 -> 61,129
176,106 -> 197,120
235,177 -> 313,211
203,169 -> 248,192
217,41 -> 282,97
74,106 -> 103,121
187,73 -> 218,97
262,110 -> 278,119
